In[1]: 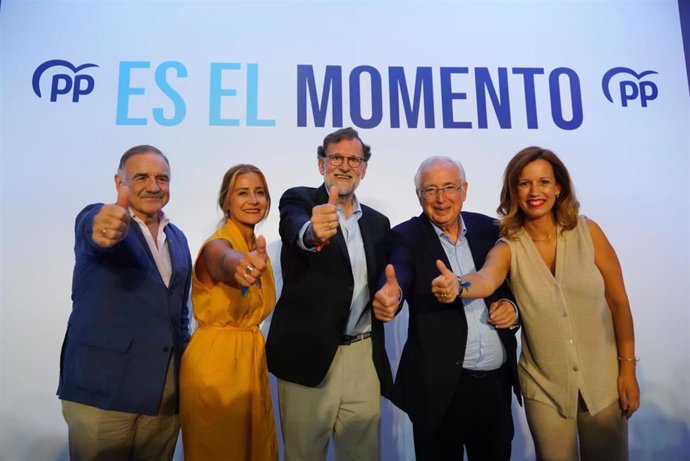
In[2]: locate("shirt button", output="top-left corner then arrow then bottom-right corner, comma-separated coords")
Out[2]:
563,312 -> 568,317
573,366 -> 579,372
568,339 -> 574,344
162,346 -> 170,352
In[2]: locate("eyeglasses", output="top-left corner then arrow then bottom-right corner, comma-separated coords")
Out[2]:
419,184 -> 464,199
324,154 -> 366,168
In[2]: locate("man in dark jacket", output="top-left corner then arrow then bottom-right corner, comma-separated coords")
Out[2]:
373,156 -> 521,461
266,128 -> 392,461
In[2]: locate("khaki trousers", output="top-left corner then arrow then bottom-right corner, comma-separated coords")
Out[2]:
525,396 -> 628,461
278,337 -> 381,461
62,356 -> 178,461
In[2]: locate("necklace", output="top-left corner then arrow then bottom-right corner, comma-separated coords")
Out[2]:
528,230 -> 556,242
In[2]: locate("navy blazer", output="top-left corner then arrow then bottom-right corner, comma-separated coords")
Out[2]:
57,204 -> 192,416
386,211 -> 521,429
266,185 -> 394,398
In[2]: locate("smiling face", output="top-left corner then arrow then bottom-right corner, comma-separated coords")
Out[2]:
516,159 -> 562,221
225,172 -> 268,228
417,159 -> 467,232
318,137 -> 368,199
116,152 -> 170,221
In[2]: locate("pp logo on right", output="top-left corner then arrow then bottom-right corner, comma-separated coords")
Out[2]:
602,67 -> 658,107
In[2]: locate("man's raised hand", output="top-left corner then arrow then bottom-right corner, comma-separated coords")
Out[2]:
92,185 -> 131,248
373,264 -> 401,322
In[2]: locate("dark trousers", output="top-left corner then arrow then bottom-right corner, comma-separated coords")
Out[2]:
412,365 -> 514,461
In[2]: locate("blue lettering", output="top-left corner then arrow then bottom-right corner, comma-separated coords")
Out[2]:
246,63 -> 275,127
513,68 -> 544,129
349,66 -> 382,129
475,67 -> 511,129
440,67 -> 471,129
549,67 -> 583,130
388,67 -> 435,128
153,61 -> 187,127
209,62 -> 241,126
116,61 -> 149,126
72,75 -> 95,102
297,65 -> 343,127
50,74 -> 72,102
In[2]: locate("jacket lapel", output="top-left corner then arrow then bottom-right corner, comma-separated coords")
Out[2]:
358,209 -> 376,288
417,213 -> 451,269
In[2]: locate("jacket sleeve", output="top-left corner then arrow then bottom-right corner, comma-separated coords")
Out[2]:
74,204 -> 112,256
278,187 -> 316,249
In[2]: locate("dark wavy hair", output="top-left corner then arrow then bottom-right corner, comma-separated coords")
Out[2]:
218,164 -> 271,223
316,127 -> 371,161
498,146 -> 580,238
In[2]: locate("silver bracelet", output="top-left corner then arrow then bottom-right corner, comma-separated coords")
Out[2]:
617,356 -> 640,362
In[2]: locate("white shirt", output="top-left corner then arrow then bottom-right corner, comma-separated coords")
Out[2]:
131,211 -> 172,288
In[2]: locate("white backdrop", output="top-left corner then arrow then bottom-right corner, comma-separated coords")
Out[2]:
1,1 -> 689,460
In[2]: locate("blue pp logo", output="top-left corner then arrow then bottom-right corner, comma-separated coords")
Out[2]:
32,59 -> 99,102
602,67 -> 658,107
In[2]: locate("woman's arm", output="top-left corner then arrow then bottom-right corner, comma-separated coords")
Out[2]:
459,242 -> 512,299
587,218 -> 640,419
197,235 -> 268,290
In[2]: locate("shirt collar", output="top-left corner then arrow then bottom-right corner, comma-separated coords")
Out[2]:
325,186 -> 362,218
130,209 -> 170,230
429,214 -> 466,243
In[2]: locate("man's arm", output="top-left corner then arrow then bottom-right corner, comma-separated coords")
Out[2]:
280,186 -> 340,251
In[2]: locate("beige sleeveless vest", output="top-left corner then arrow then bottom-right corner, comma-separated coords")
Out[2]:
502,216 -> 618,417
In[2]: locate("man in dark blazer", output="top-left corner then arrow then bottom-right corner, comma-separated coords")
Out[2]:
57,145 -> 192,461
266,128 -> 392,461
373,156 -> 521,461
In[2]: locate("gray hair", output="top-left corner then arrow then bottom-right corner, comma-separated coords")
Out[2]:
117,145 -> 169,179
413,156 -> 467,190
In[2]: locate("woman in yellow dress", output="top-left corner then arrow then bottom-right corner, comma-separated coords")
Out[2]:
180,164 -> 277,461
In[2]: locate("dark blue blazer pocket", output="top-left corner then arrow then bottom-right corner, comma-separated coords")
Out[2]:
67,331 -> 134,395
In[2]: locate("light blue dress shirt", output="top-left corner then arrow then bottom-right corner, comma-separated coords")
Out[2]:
431,216 -> 506,370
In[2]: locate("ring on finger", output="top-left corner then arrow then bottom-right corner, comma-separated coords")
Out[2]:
102,228 -> 107,235
242,272 -> 248,280
245,264 -> 254,275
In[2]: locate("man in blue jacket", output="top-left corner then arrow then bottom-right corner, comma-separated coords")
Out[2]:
57,145 -> 192,461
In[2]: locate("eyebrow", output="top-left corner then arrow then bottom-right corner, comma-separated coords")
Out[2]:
424,182 -> 458,187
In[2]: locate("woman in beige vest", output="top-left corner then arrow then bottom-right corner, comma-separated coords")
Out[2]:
433,147 -> 640,461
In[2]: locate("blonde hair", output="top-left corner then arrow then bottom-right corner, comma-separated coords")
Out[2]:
218,164 -> 271,222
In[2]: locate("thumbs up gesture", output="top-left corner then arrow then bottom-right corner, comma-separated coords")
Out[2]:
431,259 -> 460,303
237,235 -> 269,288
92,184 -> 131,248
310,185 -> 339,245
373,264 -> 402,323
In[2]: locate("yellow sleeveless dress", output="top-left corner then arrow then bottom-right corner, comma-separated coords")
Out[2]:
180,219 -> 277,461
